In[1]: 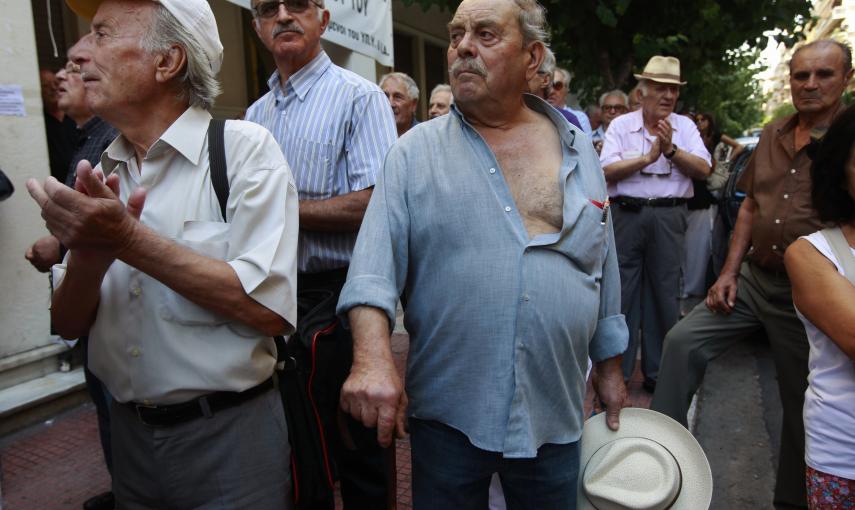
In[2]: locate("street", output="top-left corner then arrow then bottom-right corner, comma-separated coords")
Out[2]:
0,330 -> 783,509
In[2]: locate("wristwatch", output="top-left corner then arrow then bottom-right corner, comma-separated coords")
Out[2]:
664,144 -> 678,159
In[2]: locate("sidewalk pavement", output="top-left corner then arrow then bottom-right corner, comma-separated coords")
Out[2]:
0,331 -> 652,510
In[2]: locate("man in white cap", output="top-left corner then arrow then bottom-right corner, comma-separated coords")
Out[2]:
599,56 -> 711,390
26,1 -> 299,508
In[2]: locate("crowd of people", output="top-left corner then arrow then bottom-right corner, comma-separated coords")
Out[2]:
24,0 -> 855,508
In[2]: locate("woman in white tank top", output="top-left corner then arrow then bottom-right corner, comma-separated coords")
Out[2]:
785,103 -> 855,510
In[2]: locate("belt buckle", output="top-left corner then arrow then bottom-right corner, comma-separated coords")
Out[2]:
135,402 -> 158,426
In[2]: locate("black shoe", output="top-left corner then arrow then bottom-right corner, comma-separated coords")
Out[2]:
83,491 -> 115,510
642,378 -> 657,393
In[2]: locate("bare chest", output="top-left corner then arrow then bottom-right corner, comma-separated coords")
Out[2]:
486,132 -> 564,238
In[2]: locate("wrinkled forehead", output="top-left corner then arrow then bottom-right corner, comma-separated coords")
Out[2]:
449,0 -> 517,32
790,46 -> 846,75
382,76 -> 407,93
431,90 -> 451,102
91,0 -> 152,32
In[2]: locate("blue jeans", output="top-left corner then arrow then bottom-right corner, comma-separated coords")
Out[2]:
409,419 -> 580,510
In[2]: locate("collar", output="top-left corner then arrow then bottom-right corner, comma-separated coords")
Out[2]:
268,51 -> 332,105
101,106 -> 212,174
450,94 -> 579,150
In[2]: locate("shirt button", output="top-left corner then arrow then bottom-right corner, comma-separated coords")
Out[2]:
522,294 -> 530,302
504,206 -> 512,212
783,194 -> 789,199
772,244 -> 779,251
131,287 -> 141,297
130,347 -> 141,357
489,167 -> 497,174
790,169 -> 796,174
775,219 -> 781,224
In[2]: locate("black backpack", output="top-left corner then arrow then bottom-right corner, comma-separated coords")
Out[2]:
207,119 -> 336,510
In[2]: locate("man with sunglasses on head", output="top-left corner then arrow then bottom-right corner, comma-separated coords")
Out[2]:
245,1 -> 397,508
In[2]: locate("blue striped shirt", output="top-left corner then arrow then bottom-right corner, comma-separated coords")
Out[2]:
245,51 -> 397,273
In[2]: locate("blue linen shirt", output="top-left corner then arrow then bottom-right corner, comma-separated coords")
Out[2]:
338,95 -> 629,458
245,51 -> 397,273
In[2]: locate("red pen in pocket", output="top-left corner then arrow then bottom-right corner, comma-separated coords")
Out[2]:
590,198 -> 610,224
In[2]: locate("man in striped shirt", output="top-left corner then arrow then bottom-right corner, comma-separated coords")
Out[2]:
245,0 -> 398,507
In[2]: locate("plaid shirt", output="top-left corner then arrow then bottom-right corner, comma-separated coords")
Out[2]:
64,117 -> 118,188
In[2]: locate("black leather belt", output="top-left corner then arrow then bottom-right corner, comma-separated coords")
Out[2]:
123,378 -> 274,427
613,196 -> 688,209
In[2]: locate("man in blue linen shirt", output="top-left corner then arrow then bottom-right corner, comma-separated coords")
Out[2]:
244,0 -> 398,506
337,0 -> 629,507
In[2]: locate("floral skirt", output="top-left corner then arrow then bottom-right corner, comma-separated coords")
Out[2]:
807,466 -> 855,509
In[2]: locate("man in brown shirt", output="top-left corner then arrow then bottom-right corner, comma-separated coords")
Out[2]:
652,39 -> 853,509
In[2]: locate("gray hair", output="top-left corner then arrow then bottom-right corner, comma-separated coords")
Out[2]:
141,4 -> 221,110
513,0 -> 550,46
380,72 -> 419,101
790,39 -> 853,75
539,47 -> 556,75
637,79 -> 649,96
599,89 -> 629,107
430,83 -> 452,99
554,67 -> 571,86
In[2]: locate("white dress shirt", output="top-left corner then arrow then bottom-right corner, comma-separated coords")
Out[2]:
53,107 -> 299,405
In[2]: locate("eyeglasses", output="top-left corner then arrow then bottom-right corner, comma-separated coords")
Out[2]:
253,0 -> 322,18
602,104 -> 627,113
64,61 -> 81,74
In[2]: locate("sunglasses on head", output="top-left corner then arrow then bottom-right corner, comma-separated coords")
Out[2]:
253,0 -> 322,18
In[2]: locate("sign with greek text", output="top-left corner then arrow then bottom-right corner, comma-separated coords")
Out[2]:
226,0 -> 394,66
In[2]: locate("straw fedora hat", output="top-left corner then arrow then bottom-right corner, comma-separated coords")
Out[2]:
577,408 -> 712,510
633,56 -> 687,86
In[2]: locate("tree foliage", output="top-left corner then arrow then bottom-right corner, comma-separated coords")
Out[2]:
402,0 -> 812,133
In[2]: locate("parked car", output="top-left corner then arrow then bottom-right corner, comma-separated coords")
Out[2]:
720,137 -> 758,233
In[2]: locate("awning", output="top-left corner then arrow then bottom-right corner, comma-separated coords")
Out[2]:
224,0 -> 393,66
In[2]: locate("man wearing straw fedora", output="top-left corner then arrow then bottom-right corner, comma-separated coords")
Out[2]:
600,55 -> 711,390
27,0 -> 299,508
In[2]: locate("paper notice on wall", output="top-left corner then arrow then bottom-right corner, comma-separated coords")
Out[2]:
0,85 -> 26,116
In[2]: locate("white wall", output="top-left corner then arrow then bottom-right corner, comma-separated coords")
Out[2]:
0,0 -> 53,358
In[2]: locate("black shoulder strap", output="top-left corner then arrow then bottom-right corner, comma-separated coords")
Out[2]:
208,118 -> 228,221
207,118 -> 287,362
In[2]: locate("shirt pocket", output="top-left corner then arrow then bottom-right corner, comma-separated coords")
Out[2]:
159,221 -> 231,327
290,135 -> 334,200
561,203 -> 608,276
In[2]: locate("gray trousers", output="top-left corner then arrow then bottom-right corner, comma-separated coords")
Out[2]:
111,387 -> 293,510
681,206 -> 716,298
612,203 -> 687,381
651,261 -> 809,509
